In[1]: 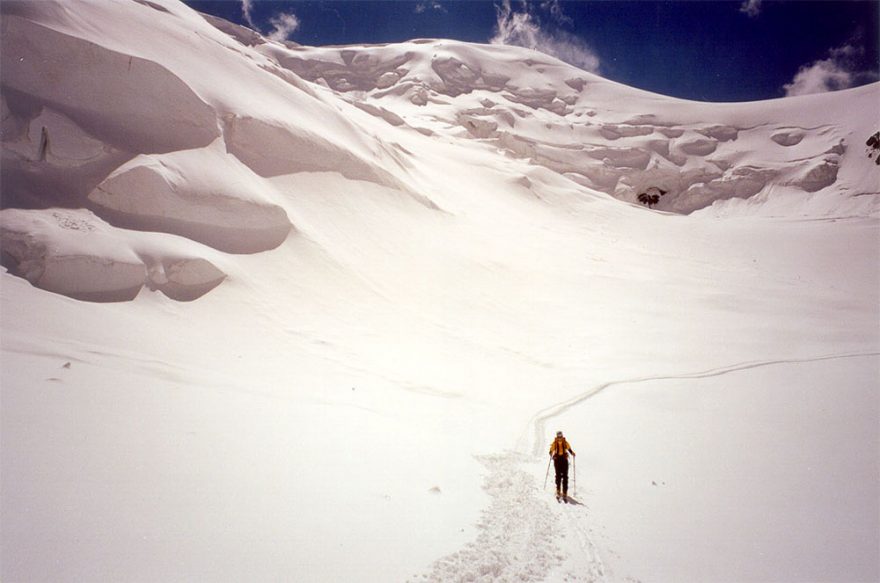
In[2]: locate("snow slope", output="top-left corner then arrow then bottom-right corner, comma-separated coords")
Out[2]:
1,1 -> 878,582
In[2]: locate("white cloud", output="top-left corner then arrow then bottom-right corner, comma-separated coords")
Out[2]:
739,0 -> 762,18
784,43 -> 878,96
241,0 -> 257,29
267,12 -> 300,42
490,0 -> 600,74
540,0 -> 572,26
783,59 -> 853,96
239,1 -> 300,43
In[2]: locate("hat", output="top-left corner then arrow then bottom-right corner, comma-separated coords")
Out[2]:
556,431 -> 563,437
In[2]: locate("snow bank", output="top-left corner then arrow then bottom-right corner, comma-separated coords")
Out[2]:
3,0 -> 428,299
2,104 -> 111,168
1,94 -> 130,210
279,40 -> 879,216
0,209 -> 146,302
90,144 -> 293,254
0,208 -> 226,302
0,11 -> 219,155
222,113 -> 400,189
145,256 -> 226,302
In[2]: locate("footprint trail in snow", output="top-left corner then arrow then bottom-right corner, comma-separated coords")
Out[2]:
414,453 -> 605,583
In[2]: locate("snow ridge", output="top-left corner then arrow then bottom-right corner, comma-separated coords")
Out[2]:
278,40 -> 879,217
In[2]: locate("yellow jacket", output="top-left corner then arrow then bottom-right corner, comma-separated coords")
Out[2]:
549,437 -> 574,458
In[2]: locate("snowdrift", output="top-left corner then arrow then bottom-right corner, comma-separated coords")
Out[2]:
1,0 -> 425,301
0,208 -> 227,301
276,40 -> 879,216
2,0 -> 877,302
89,144 -> 292,253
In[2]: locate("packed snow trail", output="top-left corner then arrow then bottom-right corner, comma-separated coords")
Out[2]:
523,351 -> 880,457
414,453 -> 605,583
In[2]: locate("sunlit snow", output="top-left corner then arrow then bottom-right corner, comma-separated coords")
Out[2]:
1,1 -> 877,581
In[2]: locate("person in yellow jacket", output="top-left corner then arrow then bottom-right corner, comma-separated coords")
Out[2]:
549,430 -> 575,500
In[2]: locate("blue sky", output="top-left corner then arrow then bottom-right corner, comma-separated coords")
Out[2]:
185,0 -> 880,102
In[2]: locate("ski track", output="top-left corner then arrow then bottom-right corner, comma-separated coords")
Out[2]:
525,351 -> 880,457
558,502 -> 607,583
415,351 -> 878,583
414,452 -> 607,583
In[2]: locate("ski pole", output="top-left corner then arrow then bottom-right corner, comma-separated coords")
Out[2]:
572,455 -> 577,496
543,457 -> 552,490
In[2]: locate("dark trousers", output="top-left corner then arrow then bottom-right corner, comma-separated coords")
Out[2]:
553,456 -> 569,494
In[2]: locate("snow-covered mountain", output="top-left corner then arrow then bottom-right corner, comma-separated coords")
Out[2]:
1,1 -> 878,582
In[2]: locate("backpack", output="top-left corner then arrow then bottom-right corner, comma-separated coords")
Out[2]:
551,437 -> 569,457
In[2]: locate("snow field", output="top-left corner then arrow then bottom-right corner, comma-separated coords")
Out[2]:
1,1 -> 879,581
0,285 -> 494,582
548,356 -> 879,583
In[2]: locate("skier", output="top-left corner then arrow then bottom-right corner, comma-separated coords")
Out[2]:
549,430 -> 575,501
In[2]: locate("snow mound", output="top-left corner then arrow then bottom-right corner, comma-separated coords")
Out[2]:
771,130 -> 806,147
2,104 -> 112,168
222,113 -> 400,189
1,11 -> 219,155
145,256 -> 226,302
271,46 -> 417,93
272,40 -> 577,106
3,0 -> 435,299
0,209 -> 146,302
1,94 -> 130,210
0,208 -> 226,302
89,144 -> 293,254
276,39 -> 879,216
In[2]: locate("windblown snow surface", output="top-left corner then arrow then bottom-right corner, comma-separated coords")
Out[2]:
1,1 -> 879,582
